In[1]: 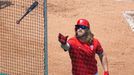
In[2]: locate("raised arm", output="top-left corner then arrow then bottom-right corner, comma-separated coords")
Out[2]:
58,33 -> 70,51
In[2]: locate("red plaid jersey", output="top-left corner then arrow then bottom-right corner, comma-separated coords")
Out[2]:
67,37 -> 103,75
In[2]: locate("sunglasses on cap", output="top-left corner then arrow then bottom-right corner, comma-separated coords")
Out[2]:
75,25 -> 89,30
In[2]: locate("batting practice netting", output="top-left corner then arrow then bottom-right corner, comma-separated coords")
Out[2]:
0,0 -> 47,75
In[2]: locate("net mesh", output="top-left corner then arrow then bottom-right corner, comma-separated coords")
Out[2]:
0,0 -> 44,75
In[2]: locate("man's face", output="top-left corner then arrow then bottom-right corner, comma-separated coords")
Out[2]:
75,25 -> 89,37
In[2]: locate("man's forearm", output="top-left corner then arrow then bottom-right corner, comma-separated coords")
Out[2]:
101,53 -> 109,71
61,42 -> 70,51
99,52 -> 109,71
102,54 -> 108,71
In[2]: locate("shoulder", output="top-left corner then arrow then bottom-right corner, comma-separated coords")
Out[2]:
92,38 -> 101,45
93,38 -> 104,54
93,38 -> 99,42
67,37 -> 78,45
68,37 -> 77,41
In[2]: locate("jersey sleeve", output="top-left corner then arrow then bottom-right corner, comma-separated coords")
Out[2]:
95,39 -> 104,55
67,38 -> 76,50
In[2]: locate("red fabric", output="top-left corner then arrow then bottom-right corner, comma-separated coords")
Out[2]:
76,19 -> 90,28
104,71 -> 109,75
67,37 -> 103,75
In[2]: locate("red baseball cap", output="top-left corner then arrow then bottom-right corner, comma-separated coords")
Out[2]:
76,19 -> 90,28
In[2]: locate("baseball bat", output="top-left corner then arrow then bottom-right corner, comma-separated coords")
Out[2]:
16,1 -> 38,24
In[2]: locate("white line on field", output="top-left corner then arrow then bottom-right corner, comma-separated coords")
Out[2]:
123,11 -> 134,32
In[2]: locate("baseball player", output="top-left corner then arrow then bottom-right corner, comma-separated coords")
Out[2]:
58,19 -> 109,75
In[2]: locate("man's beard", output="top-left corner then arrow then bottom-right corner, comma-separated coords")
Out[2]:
76,32 -> 86,38
75,29 -> 94,44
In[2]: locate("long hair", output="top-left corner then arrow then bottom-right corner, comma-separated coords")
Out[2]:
76,29 -> 94,44
85,29 -> 94,44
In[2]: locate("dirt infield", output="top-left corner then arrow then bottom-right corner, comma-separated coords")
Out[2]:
48,0 -> 134,75
0,0 -> 134,75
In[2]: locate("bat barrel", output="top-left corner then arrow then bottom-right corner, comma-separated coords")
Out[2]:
28,1 -> 38,12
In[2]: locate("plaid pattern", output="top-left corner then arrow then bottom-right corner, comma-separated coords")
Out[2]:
68,37 -> 103,75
